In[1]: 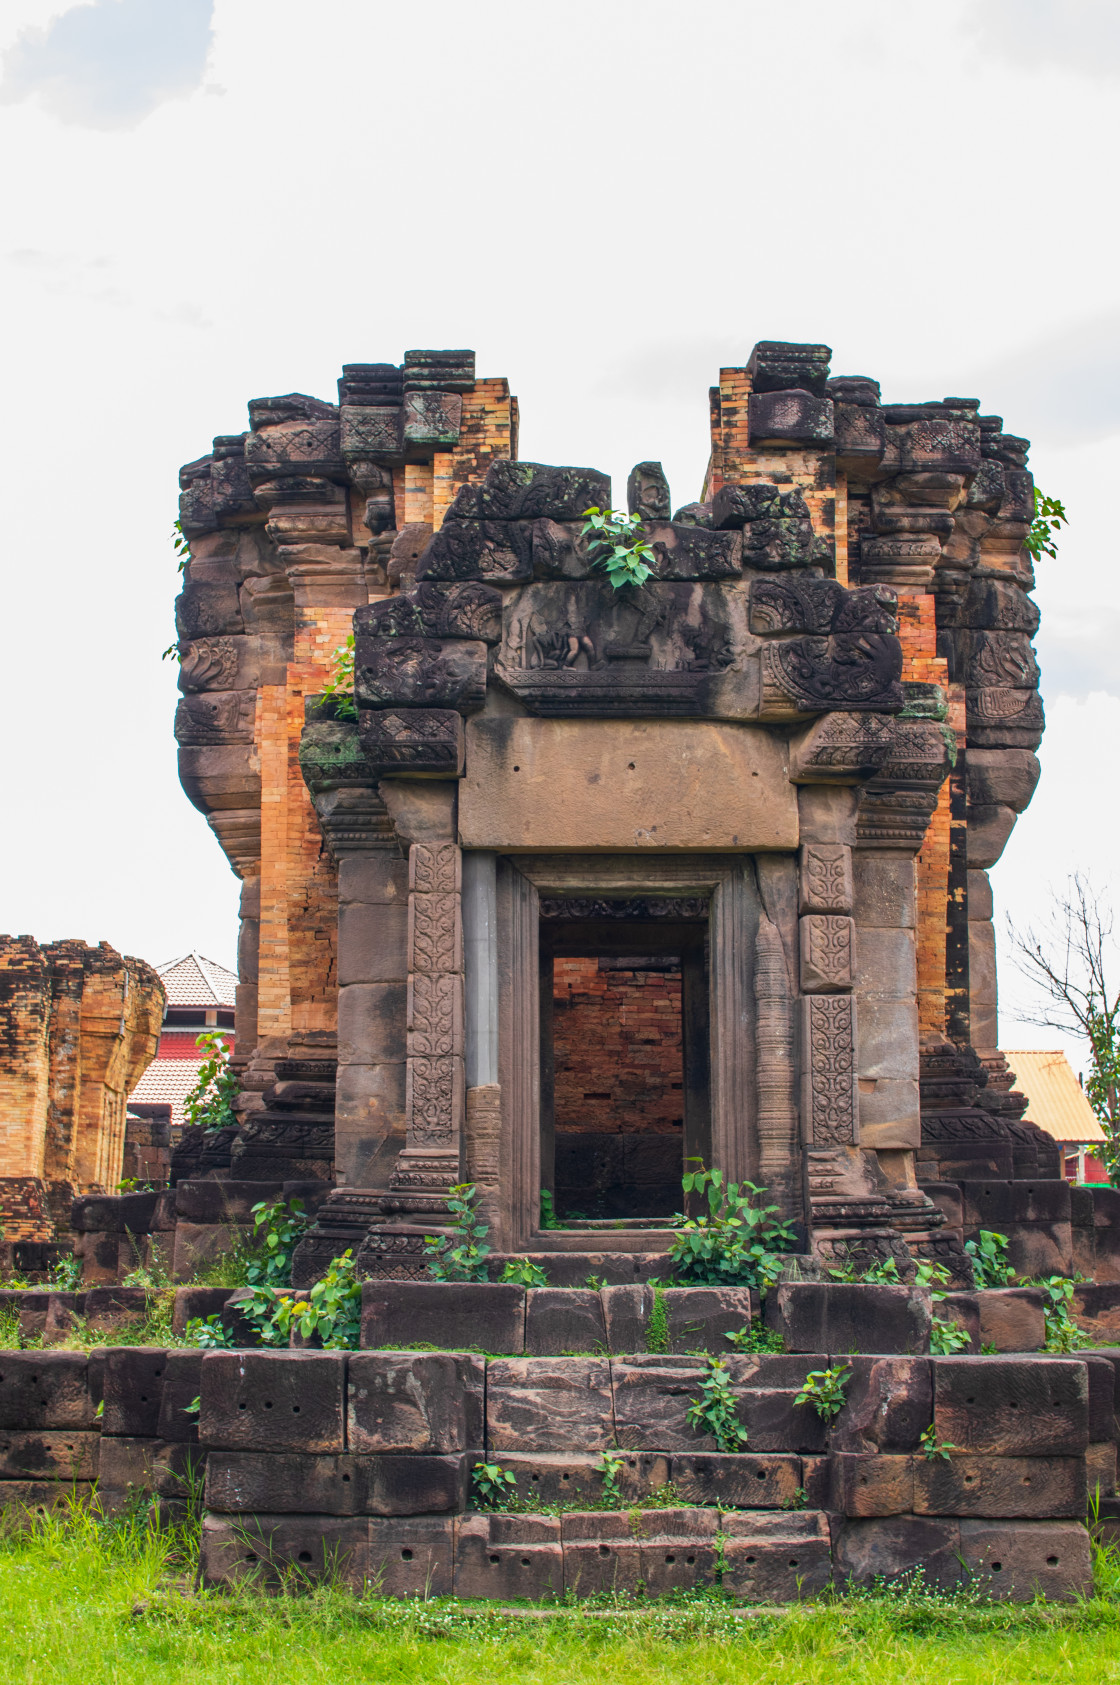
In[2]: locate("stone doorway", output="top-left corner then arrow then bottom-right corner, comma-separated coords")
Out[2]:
539,908 -> 710,1223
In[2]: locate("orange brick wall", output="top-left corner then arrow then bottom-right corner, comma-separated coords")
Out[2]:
552,958 -> 684,1136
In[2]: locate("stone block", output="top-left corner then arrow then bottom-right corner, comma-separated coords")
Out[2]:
337,983 -> 407,1065
0,1429 -> 98,1481
831,1357 -> 932,1452
799,842 -> 853,914
156,1351 -> 204,1443
205,1451 -> 471,1516
919,1182 -> 964,1227
368,1515 -> 455,1596
71,1190 -> 162,1235
359,1281 -> 525,1355
852,854 -> 916,929
855,996 -> 919,1082
601,1284 -> 652,1354
524,1289 -> 607,1355
201,1512 -> 368,1591
171,1286 -> 240,1336
936,1292 -> 981,1352
739,1388 -> 829,1453
932,1356 -> 1089,1455
337,902 -> 409,986
633,1508 -> 719,1594
1072,1283 -> 1120,1343
669,1452 -> 803,1508
766,1284 -> 932,1355
459,718 -> 798,852
98,1437 -> 202,1511
486,1357 -> 614,1453
720,1510 -> 833,1599
0,1352 -> 92,1430
498,1451 -> 670,1508
337,854 -> 410,906
199,1351 -> 346,1453
977,1288 -> 1045,1353
174,1182 -> 284,1224
0,1481 -> 95,1520
914,1453 -> 1085,1518
1084,1353 -> 1119,1442
347,1353 -> 484,1453
453,1511 -> 563,1600
854,927 -> 916,997
856,1080 -> 921,1148
1087,1441 -> 1117,1499
830,1453 -> 914,1516
748,389 -> 834,447
611,1357 -> 709,1451
171,1223 -> 250,1284
662,1287 -> 755,1354
959,1518 -> 1092,1602
84,1287 -> 151,1331
562,1510 -> 643,1595
832,1514 -> 963,1590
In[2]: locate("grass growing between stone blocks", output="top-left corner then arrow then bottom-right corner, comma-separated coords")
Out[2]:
4,1506 -> 1120,1685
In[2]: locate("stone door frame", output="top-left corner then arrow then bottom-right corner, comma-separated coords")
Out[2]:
496,853 -> 796,1252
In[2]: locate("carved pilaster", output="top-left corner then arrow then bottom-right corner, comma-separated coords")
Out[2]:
755,917 -> 797,1182
388,842 -> 465,1202
801,995 -> 858,1147
799,915 -> 855,992
798,843 -> 853,913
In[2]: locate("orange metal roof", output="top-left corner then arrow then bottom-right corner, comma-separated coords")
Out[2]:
1003,1049 -> 1106,1146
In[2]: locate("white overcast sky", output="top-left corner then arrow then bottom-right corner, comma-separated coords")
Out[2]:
1,0 -> 1118,1074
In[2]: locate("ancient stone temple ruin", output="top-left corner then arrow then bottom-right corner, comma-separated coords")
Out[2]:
1,338 -> 1115,1606
170,337 -> 1070,1289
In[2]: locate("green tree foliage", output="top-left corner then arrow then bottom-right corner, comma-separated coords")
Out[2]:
320,633 -> 357,720
579,506 -> 657,588
1023,487 -> 1068,562
181,1031 -> 239,1134
668,1164 -> 796,1292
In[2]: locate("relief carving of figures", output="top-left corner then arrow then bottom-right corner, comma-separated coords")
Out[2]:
763,631 -> 903,713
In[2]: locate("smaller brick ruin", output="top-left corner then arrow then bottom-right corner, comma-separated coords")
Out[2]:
0,938 -> 164,1244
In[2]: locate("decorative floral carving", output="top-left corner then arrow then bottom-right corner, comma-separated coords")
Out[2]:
799,844 -> 852,914
803,995 -> 857,1146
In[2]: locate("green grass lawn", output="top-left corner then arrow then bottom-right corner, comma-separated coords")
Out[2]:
5,1504 -> 1120,1685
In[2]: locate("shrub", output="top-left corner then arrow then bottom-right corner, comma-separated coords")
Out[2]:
686,1356 -> 748,1451
965,1229 -> 1016,1288
795,1363 -> 851,1422
423,1184 -> 491,1282
668,1163 -> 795,1292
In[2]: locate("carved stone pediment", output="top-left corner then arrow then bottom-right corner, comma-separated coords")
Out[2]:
494,580 -> 745,717
749,576 -> 898,636
173,690 -> 255,746
761,632 -> 903,714
355,581 -> 502,643
355,637 -> 487,713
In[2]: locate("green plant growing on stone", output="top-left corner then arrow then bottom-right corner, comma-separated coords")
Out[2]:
472,1461 -> 517,1509
826,1254 -> 901,1284
687,1355 -> 748,1451
965,1229 -> 1016,1289
795,1363 -> 851,1422
598,1449 -> 625,1506
929,1316 -> 972,1355
915,1259 -> 952,1290
585,1273 -> 605,1291
539,1189 -> 563,1230
246,1197 -> 309,1291
500,1258 -> 548,1288
579,506 -> 657,589
920,1423 -> 958,1461
274,1250 -> 362,1349
645,1282 -> 670,1354
50,1254 -> 83,1292
320,633 -> 357,721
1033,1274 -> 1088,1353
668,1163 -> 795,1293
1024,487 -> 1068,562
185,1314 -> 234,1349
781,1486 -> 809,1511
423,1183 -> 491,1282
725,1323 -> 785,1353
182,1031 -> 239,1135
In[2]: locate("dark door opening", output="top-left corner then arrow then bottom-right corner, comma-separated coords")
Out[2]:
539,911 -> 710,1222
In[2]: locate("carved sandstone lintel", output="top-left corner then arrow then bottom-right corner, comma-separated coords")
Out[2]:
802,995 -> 858,1146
